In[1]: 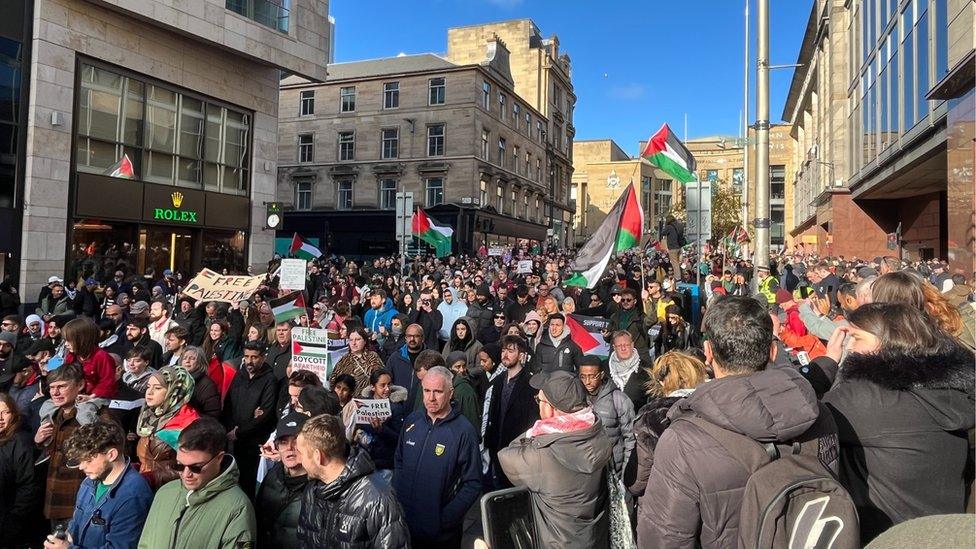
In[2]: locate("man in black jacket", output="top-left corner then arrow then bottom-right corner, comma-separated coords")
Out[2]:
531,313 -> 583,374
266,321 -> 292,381
297,414 -> 409,548
407,291 -> 442,351
484,335 -> 540,489
223,340 -> 278,499
256,412 -> 309,548
504,286 -> 535,324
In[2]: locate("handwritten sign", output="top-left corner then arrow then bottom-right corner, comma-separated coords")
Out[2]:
279,259 -> 307,290
353,398 -> 392,424
488,246 -> 505,257
517,260 -> 533,274
182,268 -> 265,303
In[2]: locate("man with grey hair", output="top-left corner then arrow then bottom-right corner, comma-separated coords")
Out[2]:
394,364 -> 482,547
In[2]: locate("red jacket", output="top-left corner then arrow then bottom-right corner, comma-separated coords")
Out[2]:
66,348 -> 117,399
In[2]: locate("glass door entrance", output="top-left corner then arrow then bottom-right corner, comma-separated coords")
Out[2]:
140,227 -> 194,278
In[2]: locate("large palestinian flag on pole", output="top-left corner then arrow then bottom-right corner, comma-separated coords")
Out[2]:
412,208 -> 453,258
290,233 -> 322,260
640,123 -> 697,184
564,182 -> 643,288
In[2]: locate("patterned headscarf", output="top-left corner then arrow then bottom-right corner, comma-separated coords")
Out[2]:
136,366 -> 195,438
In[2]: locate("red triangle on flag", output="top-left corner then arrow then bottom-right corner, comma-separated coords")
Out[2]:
565,314 -> 601,354
292,340 -> 304,355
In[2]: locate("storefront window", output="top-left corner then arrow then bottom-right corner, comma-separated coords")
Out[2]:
202,230 -> 247,274
69,219 -> 139,282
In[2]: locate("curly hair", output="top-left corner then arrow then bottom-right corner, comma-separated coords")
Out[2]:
64,419 -> 125,463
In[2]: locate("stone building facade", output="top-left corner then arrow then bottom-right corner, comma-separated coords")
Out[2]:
447,20 -> 576,248
278,21 -> 574,255
571,140 -> 677,246
686,125 -> 797,249
4,0 -> 329,300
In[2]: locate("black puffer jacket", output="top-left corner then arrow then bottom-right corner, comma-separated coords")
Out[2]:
256,462 -> 307,548
623,391 -> 694,499
298,447 -> 410,549
532,331 -> 584,374
823,343 -> 976,543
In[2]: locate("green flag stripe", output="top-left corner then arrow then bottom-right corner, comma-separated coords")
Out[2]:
648,152 -> 697,183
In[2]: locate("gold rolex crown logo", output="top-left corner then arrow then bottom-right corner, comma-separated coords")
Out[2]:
171,192 -> 184,208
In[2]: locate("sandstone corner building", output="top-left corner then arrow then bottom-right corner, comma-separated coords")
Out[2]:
3,0 -> 331,300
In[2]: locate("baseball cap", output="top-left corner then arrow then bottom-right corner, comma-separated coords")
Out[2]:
129,301 -> 150,315
276,412 -> 308,440
163,269 -> 174,277
48,276 -> 62,284
610,284 -> 625,295
529,370 -> 589,414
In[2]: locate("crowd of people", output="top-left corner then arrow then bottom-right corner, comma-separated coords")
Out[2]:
0,243 -> 971,548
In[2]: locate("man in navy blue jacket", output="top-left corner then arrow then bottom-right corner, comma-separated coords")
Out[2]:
393,366 -> 482,548
45,420 -> 152,549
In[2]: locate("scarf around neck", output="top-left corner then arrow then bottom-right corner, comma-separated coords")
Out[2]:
608,351 -> 641,390
136,366 -> 195,439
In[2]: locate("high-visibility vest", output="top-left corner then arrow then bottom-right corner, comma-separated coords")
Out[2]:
758,276 -> 778,304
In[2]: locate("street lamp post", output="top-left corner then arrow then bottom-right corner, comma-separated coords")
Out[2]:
754,0 -> 770,278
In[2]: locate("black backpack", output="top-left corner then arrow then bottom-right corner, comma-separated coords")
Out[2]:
677,416 -> 860,549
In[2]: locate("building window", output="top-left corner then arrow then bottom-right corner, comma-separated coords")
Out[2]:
426,177 -> 444,206
295,180 -> 312,210
536,196 -> 542,223
510,188 -> 517,216
705,169 -> 718,182
426,124 -> 445,156
480,180 -> 488,206
340,86 -> 356,112
225,0 -> 289,34
497,138 -> 506,167
336,180 -> 353,210
498,93 -> 506,118
298,134 -> 314,163
338,131 -> 355,161
771,204 -> 785,245
512,145 -> 519,174
299,90 -> 314,116
383,82 -> 399,109
553,84 -> 562,108
523,192 -> 529,219
525,112 -> 531,132
76,63 -> 250,194
770,165 -> 785,199
429,77 -> 446,105
482,81 -> 491,109
513,103 -> 520,129
381,128 -> 399,159
536,158 -> 541,181
525,152 -> 531,176
654,179 -> 672,220
496,185 -> 504,211
379,178 -> 397,209
536,120 -> 543,143
481,129 -> 490,160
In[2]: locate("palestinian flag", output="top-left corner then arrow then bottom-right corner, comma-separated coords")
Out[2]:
290,233 -> 322,260
412,208 -> 453,258
564,182 -> 643,288
103,154 -> 134,179
566,314 -> 611,357
729,225 -> 750,242
155,404 -> 200,450
270,290 -> 307,323
640,123 -> 697,184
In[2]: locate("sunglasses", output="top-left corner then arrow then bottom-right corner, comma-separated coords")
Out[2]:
170,452 -> 220,475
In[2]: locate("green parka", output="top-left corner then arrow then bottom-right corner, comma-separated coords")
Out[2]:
137,455 -> 256,549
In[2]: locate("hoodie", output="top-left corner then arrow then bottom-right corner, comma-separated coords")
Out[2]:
364,297 -> 398,334
638,367 -> 838,549
499,408 -> 613,549
824,343 -> 975,542
437,289 -> 469,341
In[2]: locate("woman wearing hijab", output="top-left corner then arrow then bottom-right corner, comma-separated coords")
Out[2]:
135,366 -> 199,490
24,314 -> 45,342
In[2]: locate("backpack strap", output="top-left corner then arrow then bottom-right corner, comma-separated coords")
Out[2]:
676,416 -> 773,474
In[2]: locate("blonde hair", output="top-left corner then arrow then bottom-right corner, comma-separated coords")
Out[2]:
646,351 -> 708,397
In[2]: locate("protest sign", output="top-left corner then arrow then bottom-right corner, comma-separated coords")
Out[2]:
353,398 -> 392,424
488,246 -> 505,257
291,327 -> 349,385
566,314 -> 612,357
182,268 -> 265,304
279,259 -> 307,290
517,260 -> 533,274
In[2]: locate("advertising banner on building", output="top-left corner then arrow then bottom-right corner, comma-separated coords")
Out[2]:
182,268 -> 265,304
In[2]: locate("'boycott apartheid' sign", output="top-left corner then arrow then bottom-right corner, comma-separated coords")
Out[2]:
353,399 -> 392,424
291,327 -> 348,385
181,269 -> 265,303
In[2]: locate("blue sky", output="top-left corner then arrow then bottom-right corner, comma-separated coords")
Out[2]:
330,0 -> 811,155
